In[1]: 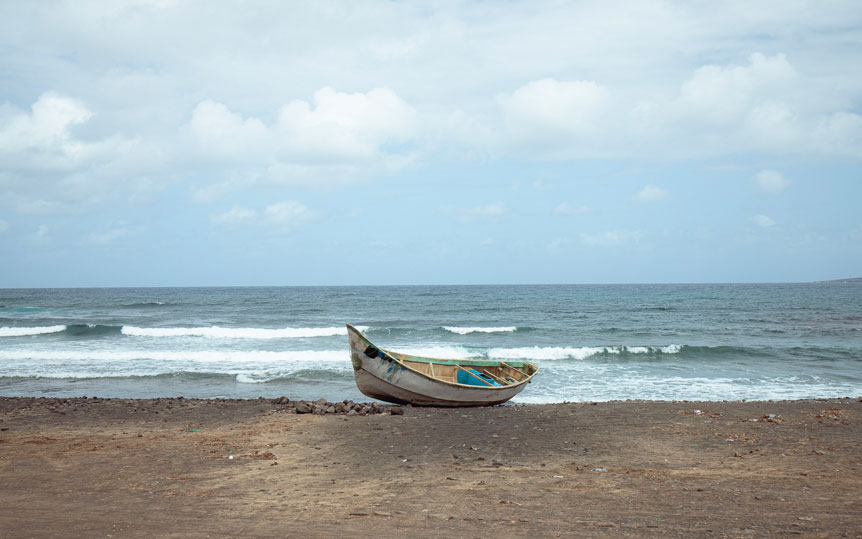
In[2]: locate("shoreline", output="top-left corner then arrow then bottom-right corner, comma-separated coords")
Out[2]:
6,393 -> 862,402
2,397 -> 860,537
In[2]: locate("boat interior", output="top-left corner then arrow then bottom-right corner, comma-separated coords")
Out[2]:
358,337 -> 537,388
396,355 -> 536,387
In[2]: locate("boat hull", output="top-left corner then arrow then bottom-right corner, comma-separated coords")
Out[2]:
346,324 -> 536,407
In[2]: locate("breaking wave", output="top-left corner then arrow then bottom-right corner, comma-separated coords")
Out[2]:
443,326 -> 518,335
0,325 -> 67,337
121,325 -> 366,339
488,344 -> 684,361
0,349 -> 350,365
1,324 -> 362,340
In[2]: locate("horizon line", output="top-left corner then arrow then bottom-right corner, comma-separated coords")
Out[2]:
2,278 -> 860,290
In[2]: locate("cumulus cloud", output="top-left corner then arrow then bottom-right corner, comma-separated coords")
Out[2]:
188,101 -> 269,160
1,86 -> 417,215
489,52 -> 862,160
0,93 -> 93,170
676,53 -> 797,129
495,78 -> 611,156
653,53 -> 862,158
188,87 -> 415,164
0,93 -> 158,213
752,214 -> 776,228
2,2 -> 861,219
277,87 -> 416,160
498,78 -> 609,133
634,185 -> 668,202
184,87 -> 417,193
754,170 -> 790,195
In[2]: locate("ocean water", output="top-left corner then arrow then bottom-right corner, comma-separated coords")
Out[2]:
1,284 -> 860,403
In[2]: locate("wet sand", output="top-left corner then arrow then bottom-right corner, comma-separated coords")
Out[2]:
1,397 -> 860,537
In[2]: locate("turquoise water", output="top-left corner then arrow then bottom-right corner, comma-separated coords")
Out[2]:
1,284 -> 860,402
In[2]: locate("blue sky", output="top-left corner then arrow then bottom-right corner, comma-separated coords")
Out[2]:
1,1 -> 861,286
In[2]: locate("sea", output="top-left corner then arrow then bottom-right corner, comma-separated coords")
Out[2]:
1,284 -> 860,403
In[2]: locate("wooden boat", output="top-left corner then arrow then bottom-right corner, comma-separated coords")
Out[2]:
346,324 -> 539,407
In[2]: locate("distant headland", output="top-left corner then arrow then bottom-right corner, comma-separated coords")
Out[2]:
820,277 -> 862,283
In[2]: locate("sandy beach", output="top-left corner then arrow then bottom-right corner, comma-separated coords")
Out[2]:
1,396 -> 859,538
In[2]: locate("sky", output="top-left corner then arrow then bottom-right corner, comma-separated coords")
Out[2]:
1,0 -> 861,287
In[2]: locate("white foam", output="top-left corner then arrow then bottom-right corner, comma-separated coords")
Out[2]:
443,326 -> 517,335
511,373 -> 862,404
121,325 -> 367,339
489,346 -> 605,360
0,349 -> 349,364
235,373 -> 268,384
396,346 -> 479,360
618,345 -> 684,354
487,344 -> 685,361
0,325 -> 66,337
0,348 -> 358,380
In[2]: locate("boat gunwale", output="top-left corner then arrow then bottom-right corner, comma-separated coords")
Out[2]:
346,324 -> 538,391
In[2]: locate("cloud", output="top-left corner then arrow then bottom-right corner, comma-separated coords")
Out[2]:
811,111 -> 862,156
212,206 -> 259,226
184,87 -> 417,193
0,93 -> 148,179
0,93 -> 123,189
580,229 -> 645,246
495,78 -> 611,156
89,223 -> 144,245
2,2 -> 861,221
277,87 -> 416,161
634,185 -> 668,202
264,201 -> 312,225
212,201 -> 313,230
188,87 -> 415,164
498,78 -> 610,133
468,203 -> 506,217
1,86 -> 417,216
0,93 -> 157,212
188,101 -> 269,160
656,53 -> 862,158
676,53 -> 798,130
753,170 -> 790,195
16,199 -> 78,215
488,52 -> 862,160
0,93 -> 92,158
752,214 -> 776,228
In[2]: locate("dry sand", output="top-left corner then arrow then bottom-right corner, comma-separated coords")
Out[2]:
1,396 -> 860,538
